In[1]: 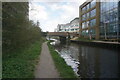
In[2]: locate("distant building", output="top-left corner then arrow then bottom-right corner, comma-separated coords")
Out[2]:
70,18 -> 79,33
79,0 -> 120,39
55,17 -> 79,34
62,23 -> 71,32
56,24 -> 65,32
54,28 -> 57,32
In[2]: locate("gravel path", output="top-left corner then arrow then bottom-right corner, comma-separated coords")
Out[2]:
35,42 -> 59,78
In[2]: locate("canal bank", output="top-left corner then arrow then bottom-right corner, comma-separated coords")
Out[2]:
71,40 -> 120,51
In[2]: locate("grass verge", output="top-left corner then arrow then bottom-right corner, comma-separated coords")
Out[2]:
47,41 -> 77,78
2,40 -> 44,78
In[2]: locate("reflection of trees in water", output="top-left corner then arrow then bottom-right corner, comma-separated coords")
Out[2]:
118,50 -> 120,78
94,48 -> 100,78
78,45 -> 101,78
78,45 -> 88,78
68,43 -> 80,61
54,44 -> 64,52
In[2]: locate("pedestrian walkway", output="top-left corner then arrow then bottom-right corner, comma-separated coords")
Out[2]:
35,42 -> 59,78
93,40 -> 120,44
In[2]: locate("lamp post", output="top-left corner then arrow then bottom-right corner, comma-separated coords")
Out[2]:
117,24 -> 119,40
116,15 -> 119,40
113,13 -> 118,41
104,21 -> 109,40
104,23 -> 107,40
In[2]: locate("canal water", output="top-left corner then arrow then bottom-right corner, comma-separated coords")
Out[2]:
50,39 -> 119,78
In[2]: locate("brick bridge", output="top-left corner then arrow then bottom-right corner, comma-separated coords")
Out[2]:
47,32 -> 78,37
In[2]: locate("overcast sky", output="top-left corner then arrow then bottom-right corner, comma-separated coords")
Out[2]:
29,0 -> 86,32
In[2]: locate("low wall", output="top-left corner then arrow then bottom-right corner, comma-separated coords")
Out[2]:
71,40 -> 120,51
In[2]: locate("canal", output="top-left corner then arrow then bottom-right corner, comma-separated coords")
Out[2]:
50,39 -> 119,78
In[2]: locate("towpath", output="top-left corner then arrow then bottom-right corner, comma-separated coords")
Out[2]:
35,42 -> 59,78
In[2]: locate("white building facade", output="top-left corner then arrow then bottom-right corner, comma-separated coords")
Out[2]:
55,17 -> 79,34
69,18 -> 79,33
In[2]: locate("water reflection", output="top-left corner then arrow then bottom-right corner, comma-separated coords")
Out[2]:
51,39 -> 119,78
78,45 -> 119,78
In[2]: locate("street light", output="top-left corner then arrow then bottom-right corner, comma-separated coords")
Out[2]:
104,21 -> 109,40
115,14 -> 119,40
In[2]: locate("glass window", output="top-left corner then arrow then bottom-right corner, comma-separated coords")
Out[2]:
82,14 -> 86,21
113,23 -> 117,32
113,2 -> 118,8
86,30 -> 89,35
89,29 -> 95,35
106,2 -> 109,11
109,12 -> 113,22
100,27 -> 105,35
109,23 -> 114,33
86,4 -> 90,10
101,2 -> 106,13
86,21 -> 90,27
82,30 -> 85,35
82,30 -> 89,36
109,2 -> 114,9
90,19 -> 96,27
90,9 -> 96,18
82,22 -> 86,28
86,12 -> 90,19
90,0 -> 96,8
82,6 -> 87,13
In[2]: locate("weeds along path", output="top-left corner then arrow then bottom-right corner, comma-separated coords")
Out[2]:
35,42 -> 59,78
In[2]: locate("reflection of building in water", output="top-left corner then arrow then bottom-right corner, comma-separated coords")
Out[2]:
78,45 -> 119,78
78,46 -> 89,78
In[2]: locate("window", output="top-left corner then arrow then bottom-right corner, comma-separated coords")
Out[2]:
106,2 -> 109,11
75,25 -> 78,27
82,30 -> 89,36
90,0 -> 96,8
82,6 -> 87,13
82,30 -> 85,35
86,21 -> 90,27
86,12 -> 90,19
90,19 -> 96,27
109,2 -> 114,9
75,29 -> 78,31
82,14 -> 86,21
113,2 -> 118,8
82,22 -> 86,29
100,27 -> 105,35
86,4 -> 90,10
90,9 -> 96,18
71,29 -> 74,31
89,29 -> 95,36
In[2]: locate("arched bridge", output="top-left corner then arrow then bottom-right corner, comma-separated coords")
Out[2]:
47,32 -> 78,37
